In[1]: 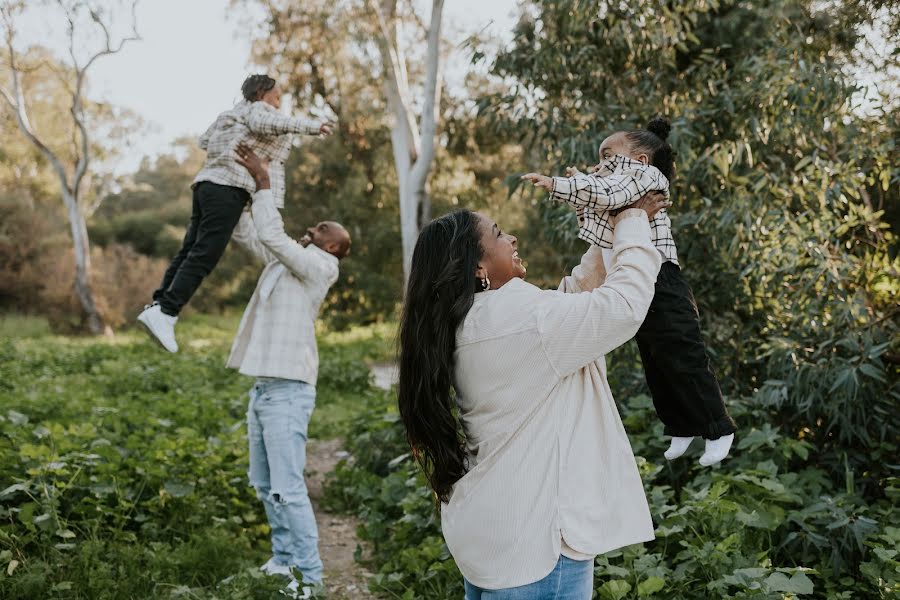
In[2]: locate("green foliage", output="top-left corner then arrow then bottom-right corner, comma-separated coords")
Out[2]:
321,4 -> 898,598
0,318 -> 389,598
478,0 -> 899,493
323,392 -> 464,599
324,386 -> 899,599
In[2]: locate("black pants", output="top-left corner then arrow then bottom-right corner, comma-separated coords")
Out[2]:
152,182 -> 249,316
635,261 -> 737,440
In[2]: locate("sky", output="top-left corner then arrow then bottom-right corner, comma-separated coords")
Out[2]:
15,0 -> 519,175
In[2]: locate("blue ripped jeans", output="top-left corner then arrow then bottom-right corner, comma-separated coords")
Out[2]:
464,555 -> 593,600
247,378 -> 323,584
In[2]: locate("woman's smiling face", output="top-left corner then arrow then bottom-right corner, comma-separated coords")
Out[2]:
473,212 -> 526,289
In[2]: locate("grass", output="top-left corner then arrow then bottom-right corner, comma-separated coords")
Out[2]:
0,314 -> 53,339
0,313 -> 396,599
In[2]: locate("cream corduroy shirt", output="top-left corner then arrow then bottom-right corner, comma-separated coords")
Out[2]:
442,209 -> 660,590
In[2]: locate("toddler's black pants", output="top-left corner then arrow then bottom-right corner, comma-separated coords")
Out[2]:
635,261 -> 737,440
153,182 -> 250,316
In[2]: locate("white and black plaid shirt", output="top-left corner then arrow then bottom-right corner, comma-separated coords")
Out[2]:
193,100 -> 322,208
550,154 -> 679,265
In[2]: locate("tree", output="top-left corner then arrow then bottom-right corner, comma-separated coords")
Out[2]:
0,0 -> 140,334
476,0 -> 898,494
369,0 -> 444,283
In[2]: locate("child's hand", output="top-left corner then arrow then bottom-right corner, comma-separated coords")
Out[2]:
319,122 -> 335,136
521,173 -> 553,191
565,166 -> 582,177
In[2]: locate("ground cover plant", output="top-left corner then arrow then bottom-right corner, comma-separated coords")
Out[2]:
324,346 -> 899,599
0,315 -> 393,599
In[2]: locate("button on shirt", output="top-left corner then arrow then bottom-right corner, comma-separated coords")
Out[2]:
550,154 -> 679,265
194,101 -> 322,209
227,189 -> 338,384
442,210 -> 660,590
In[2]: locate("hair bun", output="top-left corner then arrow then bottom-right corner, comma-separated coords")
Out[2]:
646,117 -> 671,141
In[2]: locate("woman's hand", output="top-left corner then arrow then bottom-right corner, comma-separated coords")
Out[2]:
319,122 -> 335,136
521,173 -> 553,191
615,191 -> 671,222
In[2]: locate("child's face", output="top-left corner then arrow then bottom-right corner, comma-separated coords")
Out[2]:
597,132 -> 648,166
260,84 -> 282,109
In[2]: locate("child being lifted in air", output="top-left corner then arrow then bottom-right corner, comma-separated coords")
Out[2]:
138,74 -> 333,353
522,117 -> 737,466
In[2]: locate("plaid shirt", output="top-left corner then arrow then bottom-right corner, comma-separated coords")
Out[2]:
550,155 -> 679,265
193,100 -> 322,208
227,189 -> 339,383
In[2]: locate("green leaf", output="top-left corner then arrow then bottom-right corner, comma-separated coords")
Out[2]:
764,572 -> 815,595
163,481 -> 195,498
0,483 -> 30,499
600,580 -> 633,600
637,576 -> 666,596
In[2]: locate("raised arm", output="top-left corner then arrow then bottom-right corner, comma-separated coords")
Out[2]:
557,245 -> 608,293
250,190 -> 338,283
538,208 -> 662,377
522,156 -> 669,212
231,210 -> 275,265
549,157 -> 669,211
234,142 -> 339,283
245,102 -> 324,137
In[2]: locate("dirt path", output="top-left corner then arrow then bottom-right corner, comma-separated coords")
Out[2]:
306,438 -> 377,599
303,365 -> 396,598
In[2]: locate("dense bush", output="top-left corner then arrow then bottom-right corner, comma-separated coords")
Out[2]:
478,0 -> 899,493
0,200 -> 169,331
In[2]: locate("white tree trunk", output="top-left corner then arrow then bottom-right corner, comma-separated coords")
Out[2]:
62,190 -> 107,335
1,0 -> 139,334
373,0 -> 444,285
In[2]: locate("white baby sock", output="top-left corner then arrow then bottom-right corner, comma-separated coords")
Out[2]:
699,434 -> 734,466
664,436 -> 695,460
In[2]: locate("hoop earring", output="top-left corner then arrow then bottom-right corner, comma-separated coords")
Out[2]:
481,276 -> 491,291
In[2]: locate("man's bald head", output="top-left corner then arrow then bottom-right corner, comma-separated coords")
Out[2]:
301,221 -> 352,259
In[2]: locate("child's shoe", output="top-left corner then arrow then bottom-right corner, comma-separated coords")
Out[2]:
664,436 -> 694,460
137,303 -> 179,353
699,434 -> 734,466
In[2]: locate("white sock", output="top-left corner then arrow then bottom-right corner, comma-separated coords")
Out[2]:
664,436 -> 695,460
699,433 -> 734,466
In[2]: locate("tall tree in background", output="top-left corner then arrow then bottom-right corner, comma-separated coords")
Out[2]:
0,0 -> 140,334
368,0 -> 444,282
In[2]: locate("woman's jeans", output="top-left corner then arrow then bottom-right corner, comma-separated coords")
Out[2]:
464,555 -> 593,600
247,378 -> 323,583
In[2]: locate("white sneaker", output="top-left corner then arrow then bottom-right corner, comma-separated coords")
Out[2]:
260,557 -> 292,577
137,303 -> 178,353
283,579 -> 324,599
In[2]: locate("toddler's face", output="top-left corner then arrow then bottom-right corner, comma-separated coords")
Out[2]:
595,132 -> 648,169
260,84 -> 283,110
